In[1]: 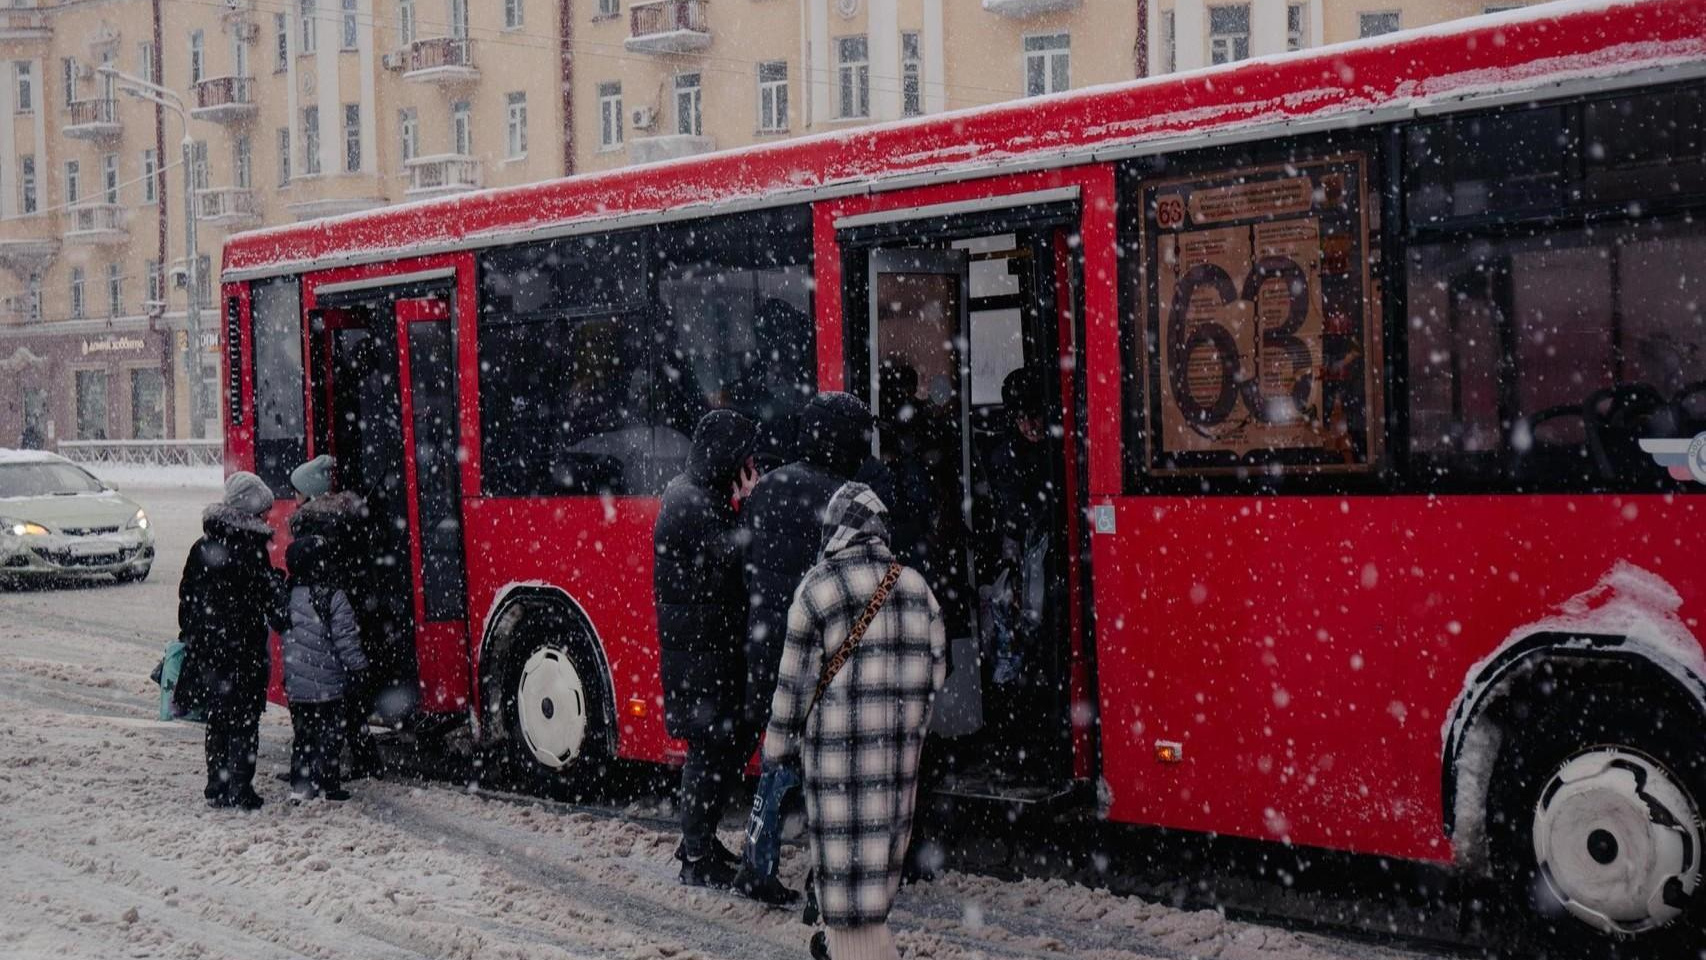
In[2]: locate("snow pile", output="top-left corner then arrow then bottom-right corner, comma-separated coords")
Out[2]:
79,462 -> 225,491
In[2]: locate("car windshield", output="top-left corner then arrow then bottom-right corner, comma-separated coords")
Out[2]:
0,462 -> 106,497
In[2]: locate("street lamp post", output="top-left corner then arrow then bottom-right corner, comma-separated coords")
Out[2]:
98,66 -> 202,440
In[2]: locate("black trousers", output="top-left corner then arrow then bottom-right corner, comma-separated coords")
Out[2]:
342,679 -> 382,775
678,724 -> 751,860
289,699 -> 347,797
204,702 -> 261,802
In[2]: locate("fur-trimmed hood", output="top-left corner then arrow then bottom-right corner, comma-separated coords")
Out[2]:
202,502 -> 275,542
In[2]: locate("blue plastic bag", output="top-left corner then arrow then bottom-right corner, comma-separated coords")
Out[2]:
743,761 -> 802,878
153,639 -> 203,722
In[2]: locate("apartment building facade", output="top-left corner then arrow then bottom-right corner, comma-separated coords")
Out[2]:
1,0 -> 1547,447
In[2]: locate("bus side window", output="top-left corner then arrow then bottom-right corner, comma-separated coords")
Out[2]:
251,277 -> 305,498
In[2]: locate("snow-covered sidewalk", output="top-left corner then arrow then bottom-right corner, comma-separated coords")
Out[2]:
0,607 -> 1450,960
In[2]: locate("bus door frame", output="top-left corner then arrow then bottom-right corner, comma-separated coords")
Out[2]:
817,168 -> 1120,790
299,254 -> 479,717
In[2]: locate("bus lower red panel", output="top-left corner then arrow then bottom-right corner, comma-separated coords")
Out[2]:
461,496 -> 674,764
1092,492 -> 1705,864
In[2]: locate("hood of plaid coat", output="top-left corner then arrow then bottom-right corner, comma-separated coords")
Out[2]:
817,482 -> 892,562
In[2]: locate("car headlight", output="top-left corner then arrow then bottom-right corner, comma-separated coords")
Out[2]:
127,509 -> 149,531
2,518 -> 50,536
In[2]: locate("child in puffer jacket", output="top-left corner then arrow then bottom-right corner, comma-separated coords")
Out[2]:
282,534 -> 368,802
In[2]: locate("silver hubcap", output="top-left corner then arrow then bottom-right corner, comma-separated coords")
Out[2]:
1532,748 -> 1701,935
516,647 -> 587,770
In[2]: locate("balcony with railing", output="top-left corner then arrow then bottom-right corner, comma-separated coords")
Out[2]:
63,99 -> 122,140
403,37 -> 478,83
404,155 -> 482,199
0,216 -> 59,275
1,294 -> 43,326
195,187 -> 260,226
63,203 -> 127,244
626,0 -> 711,55
190,76 -> 256,123
981,0 -> 1081,16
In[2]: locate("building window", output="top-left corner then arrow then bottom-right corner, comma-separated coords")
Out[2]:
450,0 -> 469,38
70,267 -> 85,320
343,103 -> 360,172
65,160 -> 79,205
235,136 -> 251,189
75,369 -> 107,439
758,61 -> 788,133
597,0 -> 618,16
901,32 -> 921,117
1359,11 -> 1401,38
14,61 -> 31,113
146,259 -> 162,305
131,368 -> 165,440
103,153 -> 119,204
190,30 -> 205,84
341,0 -> 358,49
1024,33 -> 1070,96
141,149 -> 156,203
1209,4 -> 1251,64
598,82 -> 622,150
140,42 -> 155,84
398,0 -> 416,44
278,127 -> 291,183
190,140 -> 209,191
303,106 -> 321,174
1287,3 -> 1307,51
1161,10 -> 1176,73
452,100 -> 471,155
20,155 -> 35,213
400,107 -> 418,161
272,13 -> 288,71
300,0 -> 318,55
506,91 -> 527,157
675,72 -> 702,136
505,0 -> 524,29
837,36 -> 868,119
107,262 -> 123,317
62,57 -> 76,107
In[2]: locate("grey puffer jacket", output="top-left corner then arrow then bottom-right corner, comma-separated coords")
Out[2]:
282,535 -> 368,703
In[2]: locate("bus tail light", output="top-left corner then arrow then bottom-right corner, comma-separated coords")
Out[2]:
1155,740 -> 1183,764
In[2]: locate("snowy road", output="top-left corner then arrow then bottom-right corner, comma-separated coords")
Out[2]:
0,485 -> 1466,960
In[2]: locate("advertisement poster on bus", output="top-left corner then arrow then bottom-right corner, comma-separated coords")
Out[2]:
1142,156 -> 1379,475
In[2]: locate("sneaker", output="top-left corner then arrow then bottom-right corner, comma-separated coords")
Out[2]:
323,788 -> 351,802
733,864 -> 801,907
679,853 -> 739,890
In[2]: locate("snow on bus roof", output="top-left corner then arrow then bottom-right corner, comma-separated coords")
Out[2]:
223,0 -> 1706,278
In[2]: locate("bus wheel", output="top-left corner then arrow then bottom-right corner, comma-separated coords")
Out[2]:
496,631 -> 606,797
1489,699 -> 1705,954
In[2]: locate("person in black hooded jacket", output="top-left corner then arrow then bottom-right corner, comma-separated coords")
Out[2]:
177,471 -> 285,810
654,408 -> 760,889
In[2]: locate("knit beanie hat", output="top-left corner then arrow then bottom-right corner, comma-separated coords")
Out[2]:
223,471 -> 274,517
290,454 -> 336,499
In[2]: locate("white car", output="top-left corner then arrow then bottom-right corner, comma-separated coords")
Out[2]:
0,450 -> 155,584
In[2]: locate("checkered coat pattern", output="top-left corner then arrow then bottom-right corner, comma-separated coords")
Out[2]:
763,482 -> 948,928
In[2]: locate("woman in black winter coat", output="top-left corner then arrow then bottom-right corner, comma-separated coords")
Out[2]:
176,471 -> 284,810
653,409 -> 759,888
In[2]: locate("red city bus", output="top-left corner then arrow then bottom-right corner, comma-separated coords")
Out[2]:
223,0 -> 1706,947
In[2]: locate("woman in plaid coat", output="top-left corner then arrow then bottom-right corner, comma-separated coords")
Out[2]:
764,482 -> 948,960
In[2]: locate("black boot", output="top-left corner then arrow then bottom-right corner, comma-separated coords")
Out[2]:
679,853 -> 738,889
809,930 -> 830,960
734,863 -> 802,907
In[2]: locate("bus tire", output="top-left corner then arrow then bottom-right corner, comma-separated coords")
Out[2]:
1486,691 -> 1705,956
489,618 -> 610,799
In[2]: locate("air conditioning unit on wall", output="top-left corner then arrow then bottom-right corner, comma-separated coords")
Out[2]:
631,106 -> 656,130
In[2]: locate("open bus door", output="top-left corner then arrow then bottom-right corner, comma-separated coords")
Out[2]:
849,205 -> 1088,805
306,287 -> 470,724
